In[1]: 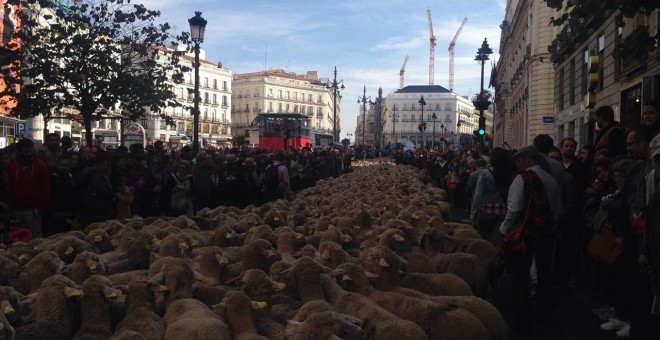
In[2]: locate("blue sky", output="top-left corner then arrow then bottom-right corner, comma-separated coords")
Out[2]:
137,0 -> 507,141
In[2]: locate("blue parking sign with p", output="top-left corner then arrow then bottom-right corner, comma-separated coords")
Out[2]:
16,121 -> 27,136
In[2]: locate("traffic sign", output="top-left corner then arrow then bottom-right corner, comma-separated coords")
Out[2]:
15,121 -> 27,136
542,116 -> 555,125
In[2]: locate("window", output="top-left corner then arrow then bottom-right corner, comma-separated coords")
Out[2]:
435,103 -> 441,111
278,90 -> 283,98
203,77 -> 209,88
445,113 -> 451,122
317,95 -> 322,103
569,59 -> 576,105
411,114 -> 416,121
403,103 -> 408,110
286,91 -> 290,99
308,94 -> 312,102
558,68 -> 564,111
212,94 -> 217,105
278,103 -> 283,112
269,102 -> 273,111
598,33 -> 605,90
222,96 -> 228,107
286,104 -> 290,112
204,92 -> 209,104
223,81 -> 228,91
581,50 -> 588,96
445,103 -> 452,111
411,103 -> 416,111
213,79 -> 217,89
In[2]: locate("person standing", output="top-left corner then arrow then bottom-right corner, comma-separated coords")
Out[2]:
43,155 -> 77,236
164,160 -> 193,218
499,146 -> 561,334
8,138 -> 51,238
38,133 -> 61,170
594,106 -> 627,158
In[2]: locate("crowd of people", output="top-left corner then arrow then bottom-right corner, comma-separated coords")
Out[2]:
394,101 -> 660,339
0,137 -> 353,240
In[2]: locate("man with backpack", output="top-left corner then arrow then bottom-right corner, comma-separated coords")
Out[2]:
499,145 -> 561,334
263,151 -> 290,202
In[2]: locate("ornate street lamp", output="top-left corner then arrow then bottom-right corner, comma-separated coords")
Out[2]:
431,112 -> 437,148
391,105 -> 399,143
357,86 -> 372,147
474,37 -> 493,150
440,122 -> 445,149
326,67 -> 344,143
456,120 -> 462,148
189,11 -> 207,154
417,96 -> 427,149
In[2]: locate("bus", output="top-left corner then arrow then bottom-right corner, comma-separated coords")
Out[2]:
253,113 -> 311,150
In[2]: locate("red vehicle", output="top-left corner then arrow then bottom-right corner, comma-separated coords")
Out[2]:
254,113 -> 311,150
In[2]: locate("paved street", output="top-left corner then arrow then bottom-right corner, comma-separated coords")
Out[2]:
450,207 -> 621,340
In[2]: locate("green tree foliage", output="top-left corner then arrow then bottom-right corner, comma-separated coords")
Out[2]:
0,0 -> 191,146
544,0 -> 660,27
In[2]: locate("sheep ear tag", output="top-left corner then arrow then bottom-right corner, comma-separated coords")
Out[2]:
393,234 -> 405,242
64,246 -> 75,255
103,287 -> 122,299
273,282 -> 286,291
93,235 -> 103,242
341,274 -> 353,282
156,285 -> 169,292
251,301 -> 268,310
1,301 -> 15,315
215,254 -> 228,265
263,249 -> 276,258
379,258 -> 390,268
86,260 -> 98,272
63,287 -> 83,298
364,271 -> 379,279
193,271 -> 208,282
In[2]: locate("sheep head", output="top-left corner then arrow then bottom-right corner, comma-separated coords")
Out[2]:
70,251 -> 108,284
285,311 -> 364,340
378,229 -> 412,254
315,241 -> 349,270
213,226 -> 238,248
334,263 -> 372,295
242,239 -> 281,273
241,269 -> 285,304
80,275 -> 122,301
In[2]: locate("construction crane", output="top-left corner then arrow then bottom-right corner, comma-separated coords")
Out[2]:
427,8 -> 436,86
399,55 -> 409,89
448,17 -> 467,92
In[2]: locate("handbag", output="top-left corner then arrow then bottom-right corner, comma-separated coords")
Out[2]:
499,175 -> 534,257
587,224 -> 621,264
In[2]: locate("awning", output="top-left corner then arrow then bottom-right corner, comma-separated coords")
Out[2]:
0,114 -> 19,125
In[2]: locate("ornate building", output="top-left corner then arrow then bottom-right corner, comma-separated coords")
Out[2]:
231,69 -> 337,147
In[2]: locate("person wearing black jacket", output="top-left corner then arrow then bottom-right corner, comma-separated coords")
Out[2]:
43,155 -> 78,236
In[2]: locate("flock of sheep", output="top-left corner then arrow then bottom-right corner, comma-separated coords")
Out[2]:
0,160 -> 507,340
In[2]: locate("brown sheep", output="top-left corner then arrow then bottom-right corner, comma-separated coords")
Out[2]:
320,274 -> 428,340
149,258 -> 196,311
420,228 -> 497,267
163,298 -> 230,340
0,286 -> 27,328
193,246 -> 229,285
72,275 -> 122,340
85,229 -> 114,253
11,251 -> 65,294
111,279 -> 165,340
285,310 -> 365,340
336,262 -> 489,340
221,290 -> 270,340
316,241 -> 359,269
69,251 -> 108,285
14,275 -> 82,340
225,239 -> 281,281
0,255 -> 20,285
360,246 -> 473,296
213,226 -> 239,248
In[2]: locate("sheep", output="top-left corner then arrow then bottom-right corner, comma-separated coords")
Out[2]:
213,226 -> 239,248
320,274 -> 428,340
243,224 -> 276,246
11,251 -> 65,294
0,286 -> 27,329
360,246 -> 473,296
285,310 -> 365,340
0,307 -> 14,340
69,251 -> 108,285
225,239 -> 281,281
274,227 -> 299,264
193,246 -> 229,285
149,258 -> 196,311
163,298 -> 230,340
220,290 -> 270,340
0,255 -> 20,285
44,236 -> 95,264
336,262 -> 490,340
358,248 -> 506,339
3,243 -> 38,266
425,251 -> 487,297
315,241 -> 359,269
111,279 -> 164,340
72,275 -> 122,340
420,228 -> 497,268
85,229 -> 114,253
107,270 -> 149,286
15,275 -> 82,340
158,234 -> 193,259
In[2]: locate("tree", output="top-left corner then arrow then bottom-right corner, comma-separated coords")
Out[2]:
0,0 -> 190,146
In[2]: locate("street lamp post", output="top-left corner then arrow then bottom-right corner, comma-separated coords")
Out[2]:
417,96 -> 426,149
456,121 -> 462,148
357,86 -> 371,147
188,11 -> 207,154
474,37 -> 493,151
431,112 -> 437,148
327,67 -> 344,143
440,122 -> 444,149
391,105 -> 399,143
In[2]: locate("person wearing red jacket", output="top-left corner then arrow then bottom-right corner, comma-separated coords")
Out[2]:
8,138 -> 51,238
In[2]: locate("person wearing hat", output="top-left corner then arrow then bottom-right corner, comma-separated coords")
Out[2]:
499,145 -> 562,333
192,152 -> 218,212
241,157 -> 262,206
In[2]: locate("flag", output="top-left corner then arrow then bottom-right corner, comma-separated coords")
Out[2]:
488,62 -> 497,89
